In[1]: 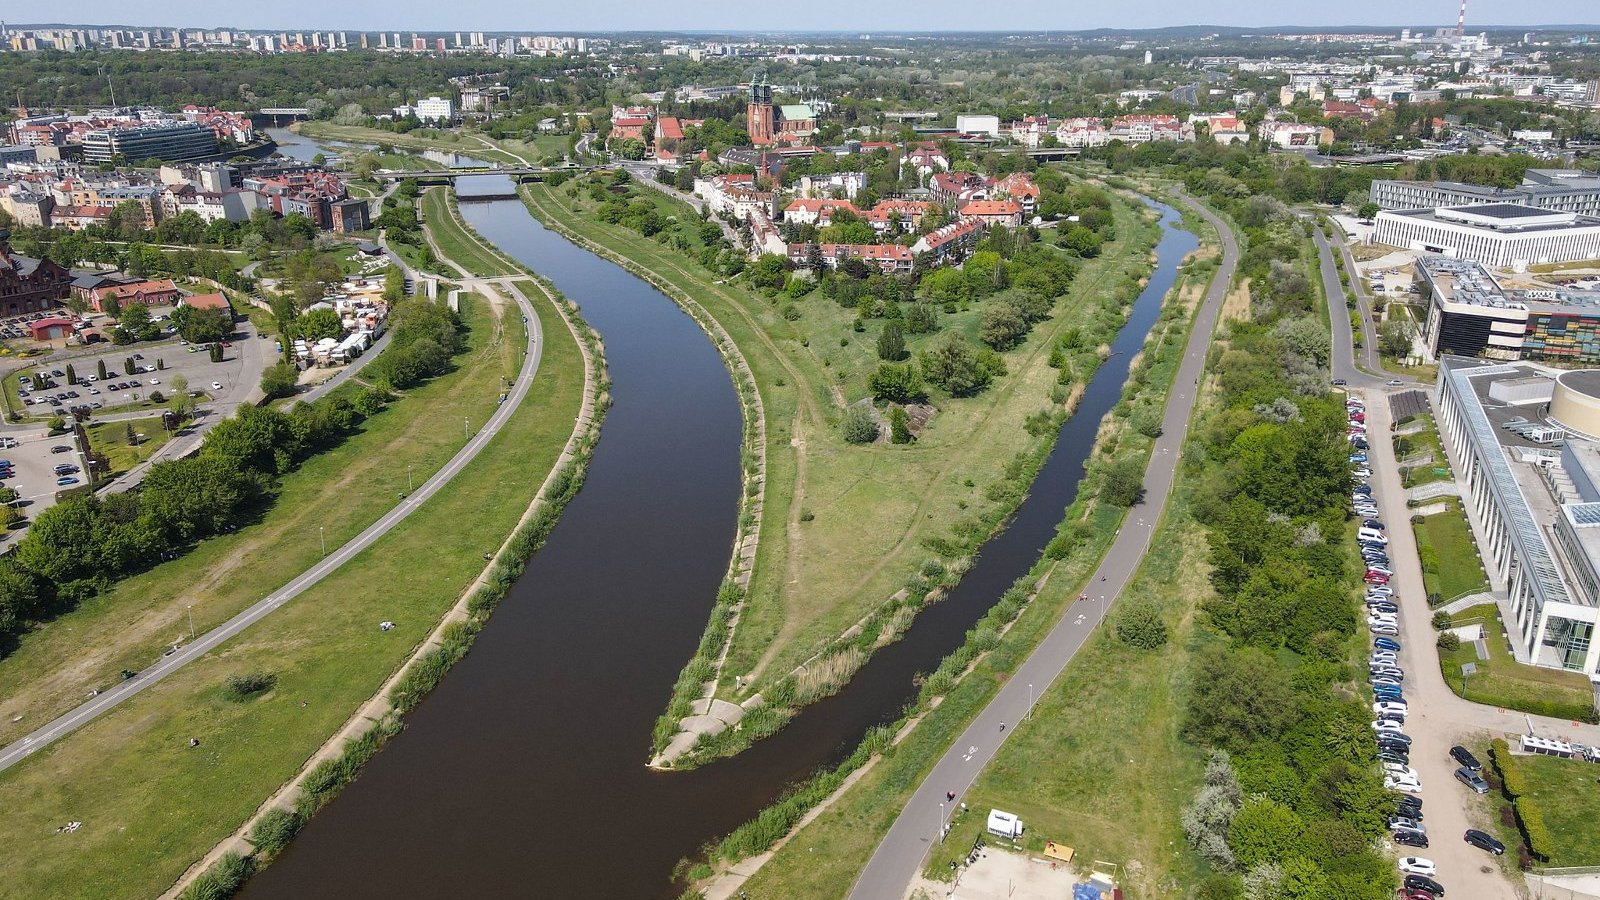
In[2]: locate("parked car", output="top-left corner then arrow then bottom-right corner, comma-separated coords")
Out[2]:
1374,700 -> 1409,715
1394,829 -> 1429,848
1374,636 -> 1402,652
1373,719 -> 1405,732
1378,750 -> 1411,766
1386,777 -> 1423,795
56,476 -> 79,486
1377,731 -> 1413,747
1395,796 -> 1423,815
1388,813 -> 1425,830
1455,766 -> 1489,794
1464,829 -> 1505,855
1403,873 -> 1444,895
1398,858 -> 1436,877
1450,745 -> 1482,772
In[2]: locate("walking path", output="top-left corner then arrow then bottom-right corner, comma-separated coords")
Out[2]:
0,267 -> 547,775
847,192 -> 1238,899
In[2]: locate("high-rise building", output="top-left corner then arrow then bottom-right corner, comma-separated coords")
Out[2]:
80,123 -> 218,164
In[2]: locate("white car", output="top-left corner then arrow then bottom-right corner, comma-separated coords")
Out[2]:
1367,616 -> 1399,628
1352,468 -> 1372,478
1372,719 -> 1405,732
1397,857 -> 1436,877
1383,763 -> 1420,780
1385,777 -> 1423,794
211,381 -> 223,390
1374,700 -> 1409,716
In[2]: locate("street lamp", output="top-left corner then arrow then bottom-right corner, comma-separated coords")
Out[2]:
408,464 -> 414,493
187,604 -> 195,640
1027,683 -> 1034,720
463,416 -> 469,438
938,802 -> 945,844
319,525 -> 326,556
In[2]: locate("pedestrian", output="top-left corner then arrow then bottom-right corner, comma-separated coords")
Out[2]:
946,790 -> 956,802
999,721 -> 1006,732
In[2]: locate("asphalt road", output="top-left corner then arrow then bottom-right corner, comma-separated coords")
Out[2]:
847,193 -> 1239,900
1313,225 -> 1395,388
0,283 -> 545,774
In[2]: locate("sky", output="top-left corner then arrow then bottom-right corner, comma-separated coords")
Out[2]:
24,0 -> 1599,33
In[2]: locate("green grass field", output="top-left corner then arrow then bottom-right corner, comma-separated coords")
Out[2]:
422,189 -> 516,278
295,121 -> 526,167
1512,754 -> 1600,866
86,415 -> 175,477
0,286 -> 584,900
1413,498 -> 1489,601
0,296 -> 525,746
522,179 -> 1163,712
1439,603 -> 1596,722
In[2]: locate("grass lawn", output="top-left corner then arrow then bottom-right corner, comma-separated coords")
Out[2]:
917,498 -> 1212,896
522,179 -> 1163,709
0,285 -> 584,900
491,134 -> 572,164
422,188 -> 516,278
1439,603 -> 1596,722
1512,754 -> 1600,866
85,415 -> 176,477
0,295 -> 520,746
1413,498 -> 1490,602
1395,413 -> 1448,490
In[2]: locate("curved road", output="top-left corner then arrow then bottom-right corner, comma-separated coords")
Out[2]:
847,192 -> 1239,899
0,282 -> 545,774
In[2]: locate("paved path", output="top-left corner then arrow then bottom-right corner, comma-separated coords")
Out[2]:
0,279 -> 545,774
847,193 -> 1239,900
1313,225 -> 1399,384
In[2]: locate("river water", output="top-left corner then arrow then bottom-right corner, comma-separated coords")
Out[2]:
242,176 -> 1195,899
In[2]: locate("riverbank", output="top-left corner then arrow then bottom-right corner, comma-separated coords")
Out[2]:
0,283 -> 590,899
518,177 -> 1164,767
702,189 -> 1229,899
293,121 -> 558,167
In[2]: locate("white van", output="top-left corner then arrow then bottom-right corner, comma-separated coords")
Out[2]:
1358,528 -> 1388,544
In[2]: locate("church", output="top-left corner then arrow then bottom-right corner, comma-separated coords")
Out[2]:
745,74 -> 817,147
0,230 -> 71,317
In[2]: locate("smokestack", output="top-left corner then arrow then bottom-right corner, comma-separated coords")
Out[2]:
1456,0 -> 1468,36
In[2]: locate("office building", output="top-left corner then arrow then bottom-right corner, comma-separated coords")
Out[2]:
1417,255 -> 1600,362
80,123 -> 218,164
1374,203 -> 1600,271
1371,169 -> 1600,218
1435,359 -> 1600,678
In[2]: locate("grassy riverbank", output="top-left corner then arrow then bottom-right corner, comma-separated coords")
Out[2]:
700,193 -> 1221,897
0,289 -> 586,900
422,188 -> 518,278
294,121 -> 561,167
520,179 -> 1163,763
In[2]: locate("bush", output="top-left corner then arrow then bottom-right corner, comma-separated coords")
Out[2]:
177,852 -> 254,900
841,406 -> 878,444
1437,632 -> 1461,651
1100,457 -> 1146,507
1116,604 -> 1169,649
1431,611 -> 1452,630
247,807 -> 303,857
259,362 -> 299,400
889,406 -> 912,444
222,671 -> 277,702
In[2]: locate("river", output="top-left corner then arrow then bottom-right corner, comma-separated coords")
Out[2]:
241,176 -> 1196,899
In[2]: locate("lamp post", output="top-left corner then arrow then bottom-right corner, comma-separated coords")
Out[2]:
408,464 -> 414,493
463,416 -> 469,439
319,525 -> 326,556
187,604 -> 194,640
938,802 -> 945,844
1027,683 -> 1034,720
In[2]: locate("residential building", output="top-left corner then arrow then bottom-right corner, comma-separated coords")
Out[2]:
795,172 -> 865,200
1054,117 -> 1110,148
330,198 -> 370,233
610,116 -> 652,144
694,174 -> 775,221
787,241 -> 914,274
863,200 -> 932,234
0,229 -> 71,315
1374,204 -> 1600,271
912,218 -> 982,261
958,199 -> 1024,229
1109,115 -> 1189,144
781,198 -> 860,227
992,173 -> 1040,216
930,171 -> 988,207
1008,115 -> 1050,148
88,278 -> 181,312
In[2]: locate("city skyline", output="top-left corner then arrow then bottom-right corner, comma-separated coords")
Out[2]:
15,0 -> 1600,34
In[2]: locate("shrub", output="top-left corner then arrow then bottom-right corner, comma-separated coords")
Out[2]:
1099,457 -> 1146,507
1437,632 -> 1461,651
889,406 -> 912,444
222,671 -> 276,702
1431,611 -> 1452,630
247,807 -> 303,857
1116,604 -> 1169,649
177,852 -> 254,900
841,406 -> 878,444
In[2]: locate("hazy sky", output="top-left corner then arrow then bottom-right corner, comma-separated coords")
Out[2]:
25,0 -> 1598,33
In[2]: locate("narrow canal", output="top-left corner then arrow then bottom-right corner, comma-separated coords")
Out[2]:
243,176 -> 1196,898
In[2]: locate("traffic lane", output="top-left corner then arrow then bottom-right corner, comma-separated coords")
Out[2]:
1315,228 -> 1382,389
1364,391 -> 1519,898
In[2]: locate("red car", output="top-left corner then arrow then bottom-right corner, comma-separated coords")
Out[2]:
1365,572 -> 1391,585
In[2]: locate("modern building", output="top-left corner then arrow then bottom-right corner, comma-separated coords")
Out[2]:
1435,359 -> 1600,678
1370,170 -> 1600,218
1417,255 -> 1600,363
79,123 -> 218,164
1374,204 -> 1600,271
954,114 -> 1001,137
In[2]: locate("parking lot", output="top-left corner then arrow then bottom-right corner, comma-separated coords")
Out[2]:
7,329 -> 254,420
0,427 -> 89,544
0,309 -> 73,343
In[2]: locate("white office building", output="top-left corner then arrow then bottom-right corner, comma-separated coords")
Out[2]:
1436,360 -> 1600,679
1374,203 -> 1600,272
954,114 -> 1000,137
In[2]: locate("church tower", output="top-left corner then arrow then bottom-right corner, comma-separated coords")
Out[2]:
746,73 -> 775,145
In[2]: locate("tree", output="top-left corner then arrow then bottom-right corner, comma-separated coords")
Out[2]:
889,405 -> 913,444
260,363 -> 300,400
124,423 -> 138,447
124,356 -> 136,376
1100,457 -> 1146,507
138,455 -> 257,542
383,266 -> 407,304
1379,318 -> 1417,359
295,307 -> 343,342
171,304 -> 233,345
841,406 -> 879,444
202,405 -> 301,476
876,322 -> 906,361
1356,201 -> 1380,220
97,358 -> 109,381
1059,224 -> 1103,257
1183,647 -> 1301,752
868,362 -> 926,403
980,300 -> 1029,350
65,364 -> 76,385
116,304 -> 160,343
919,334 -> 1001,397
1228,798 -> 1306,870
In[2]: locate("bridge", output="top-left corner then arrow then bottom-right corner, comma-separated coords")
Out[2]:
375,165 -> 598,188
255,107 -> 312,126
1024,146 -> 1083,160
